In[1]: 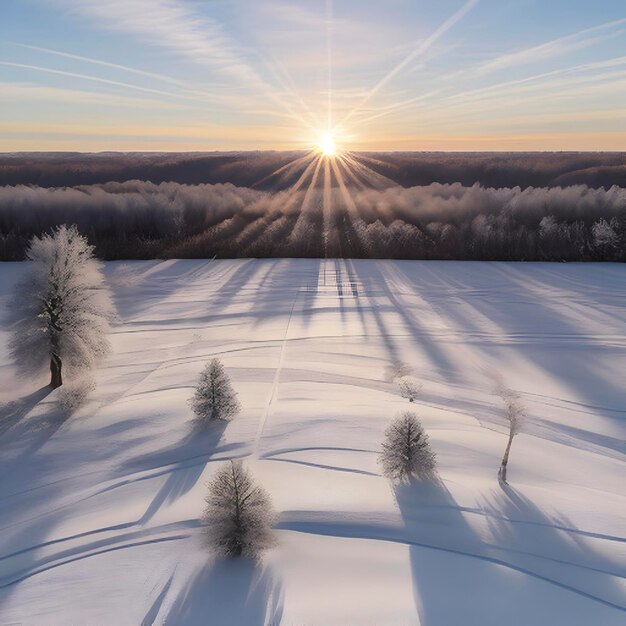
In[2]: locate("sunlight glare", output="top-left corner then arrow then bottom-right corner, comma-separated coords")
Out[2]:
319,132 -> 337,157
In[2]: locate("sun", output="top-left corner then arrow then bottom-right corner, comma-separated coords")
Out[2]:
318,132 -> 337,157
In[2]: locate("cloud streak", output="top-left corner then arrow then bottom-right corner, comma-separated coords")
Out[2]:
0,81 -> 190,110
14,43 -> 189,87
0,61 -> 189,100
471,17 -> 626,76
54,0 -> 318,131
338,0 -> 479,128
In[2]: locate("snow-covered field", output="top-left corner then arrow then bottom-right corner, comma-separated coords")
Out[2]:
0,258 -> 624,625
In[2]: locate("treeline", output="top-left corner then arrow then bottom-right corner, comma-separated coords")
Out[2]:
1,151 -> 625,190
0,180 -> 624,261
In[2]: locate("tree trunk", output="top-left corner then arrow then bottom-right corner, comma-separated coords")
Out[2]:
498,432 -> 514,483
231,462 -> 243,557
50,354 -> 63,388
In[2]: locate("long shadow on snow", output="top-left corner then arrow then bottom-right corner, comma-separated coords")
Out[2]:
353,260 -> 459,381
396,479 -> 486,624
390,261 -> 626,452
0,400 -> 73,492
111,259 -> 219,320
203,259 -> 267,321
486,263 -> 626,415
421,261 -> 625,417
119,421 -> 240,525
165,557 -> 283,626
248,259 -> 315,329
396,479 -> 625,625
481,483 -> 625,605
0,386 -> 51,438
0,421 -> 235,612
346,260 -> 401,364
0,400 -> 75,615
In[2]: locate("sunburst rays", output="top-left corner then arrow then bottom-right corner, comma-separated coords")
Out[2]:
246,0 -> 408,258
247,145 -> 402,259
230,0 -> 482,259
17,1 -> 594,256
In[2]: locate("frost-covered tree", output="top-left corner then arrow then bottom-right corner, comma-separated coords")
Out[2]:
203,460 -> 276,558
8,225 -> 114,388
380,412 -> 436,482
397,376 -> 422,403
496,383 -> 525,484
189,358 -> 240,421
592,218 -> 620,259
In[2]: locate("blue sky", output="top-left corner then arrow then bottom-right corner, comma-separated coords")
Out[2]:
1,0 -> 625,151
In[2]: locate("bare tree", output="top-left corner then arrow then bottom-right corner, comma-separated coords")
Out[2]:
203,460 -> 276,558
8,225 -> 114,388
189,358 -> 240,422
397,376 -> 422,403
496,383 -> 525,484
380,412 -> 436,482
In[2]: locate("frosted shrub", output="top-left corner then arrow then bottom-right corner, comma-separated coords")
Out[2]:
203,461 -> 276,558
380,412 -> 436,482
189,358 -> 240,422
397,376 -> 422,402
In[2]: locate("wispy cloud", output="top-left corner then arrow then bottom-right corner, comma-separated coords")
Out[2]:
337,0 -> 479,128
0,60 -> 256,111
15,43 -> 189,87
0,81 -> 190,109
471,17 -> 626,76
448,56 -> 626,103
0,61 -> 188,98
53,0 -> 317,130
3,0 -> 625,151
382,74 -> 626,132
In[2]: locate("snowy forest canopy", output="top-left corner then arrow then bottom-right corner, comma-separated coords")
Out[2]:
0,152 -> 624,261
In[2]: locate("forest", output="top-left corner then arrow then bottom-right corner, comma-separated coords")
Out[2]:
0,152 -> 624,261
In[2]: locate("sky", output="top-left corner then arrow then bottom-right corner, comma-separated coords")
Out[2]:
1,0 -> 625,152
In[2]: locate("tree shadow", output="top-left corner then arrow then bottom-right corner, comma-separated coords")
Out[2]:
165,557 -> 283,625
348,261 -> 401,364
121,420 -> 235,475
123,421 -> 236,525
0,395 -> 73,616
111,259 -> 210,320
395,478 -> 625,625
0,397 -> 73,488
354,261 -> 460,381
416,262 -> 623,416
395,478 -> 484,624
0,386 -> 51,438
482,483 -> 625,607
248,259 -> 314,329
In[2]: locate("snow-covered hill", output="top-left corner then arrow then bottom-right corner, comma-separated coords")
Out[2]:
0,259 -> 624,625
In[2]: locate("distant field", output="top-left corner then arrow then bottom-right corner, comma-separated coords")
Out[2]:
0,259 -> 624,624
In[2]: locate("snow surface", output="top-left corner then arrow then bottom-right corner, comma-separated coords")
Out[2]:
0,258 -> 624,625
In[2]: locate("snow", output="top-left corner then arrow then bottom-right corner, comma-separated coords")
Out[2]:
0,258 -> 624,625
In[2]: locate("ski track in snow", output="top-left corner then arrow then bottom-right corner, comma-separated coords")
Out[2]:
0,258 -> 624,625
